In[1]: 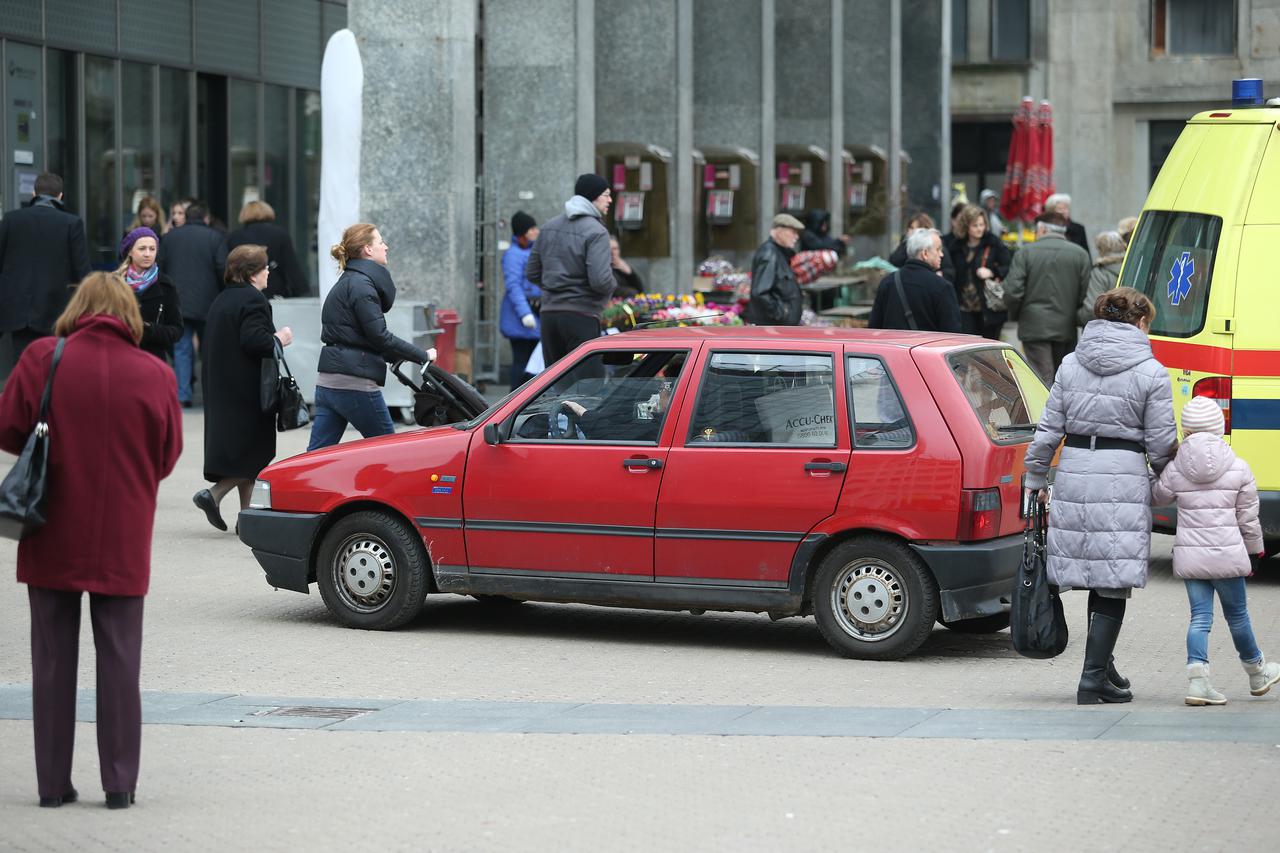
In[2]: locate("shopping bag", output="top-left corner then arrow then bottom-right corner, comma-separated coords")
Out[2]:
1010,499 -> 1069,658
0,338 -> 66,541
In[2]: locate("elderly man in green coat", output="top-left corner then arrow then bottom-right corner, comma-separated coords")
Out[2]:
1004,210 -> 1093,384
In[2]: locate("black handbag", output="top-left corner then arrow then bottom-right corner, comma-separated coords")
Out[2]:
272,339 -> 310,432
260,349 -> 280,414
0,338 -> 66,541
1010,499 -> 1069,659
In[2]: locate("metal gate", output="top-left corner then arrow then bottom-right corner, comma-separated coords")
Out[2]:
471,178 -> 502,388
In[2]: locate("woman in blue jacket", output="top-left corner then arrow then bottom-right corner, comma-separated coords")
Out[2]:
499,211 -> 541,390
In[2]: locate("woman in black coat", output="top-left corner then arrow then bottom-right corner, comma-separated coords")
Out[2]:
948,205 -> 1012,340
192,244 -> 294,531
118,227 -> 183,362
225,200 -> 310,298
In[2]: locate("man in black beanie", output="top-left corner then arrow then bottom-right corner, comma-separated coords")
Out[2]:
526,174 -> 615,368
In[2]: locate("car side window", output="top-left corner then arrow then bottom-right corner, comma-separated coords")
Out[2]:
509,349 -> 688,444
847,356 -> 913,449
688,352 -> 836,447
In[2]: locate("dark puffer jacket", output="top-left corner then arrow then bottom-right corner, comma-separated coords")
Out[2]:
317,258 -> 431,385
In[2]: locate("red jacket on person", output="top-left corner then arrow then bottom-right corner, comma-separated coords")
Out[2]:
0,315 -> 182,596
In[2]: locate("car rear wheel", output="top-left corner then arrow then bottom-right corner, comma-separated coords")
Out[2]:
317,511 -> 429,630
940,612 -> 1011,633
812,536 -> 938,660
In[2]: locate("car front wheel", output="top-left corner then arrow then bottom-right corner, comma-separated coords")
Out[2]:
812,536 -> 938,660
317,510 -> 429,630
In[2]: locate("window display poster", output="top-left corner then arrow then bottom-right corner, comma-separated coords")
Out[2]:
849,183 -> 868,209
617,191 -> 645,223
781,185 -> 806,212
639,161 -> 653,191
706,189 -> 734,219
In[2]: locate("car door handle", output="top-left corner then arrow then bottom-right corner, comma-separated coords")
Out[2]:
623,457 -> 663,470
804,461 -> 846,473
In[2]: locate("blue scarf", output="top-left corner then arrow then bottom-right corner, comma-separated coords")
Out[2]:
125,264 -> 159,294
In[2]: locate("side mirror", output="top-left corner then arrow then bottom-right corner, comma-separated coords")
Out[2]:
483,422 -> 501,446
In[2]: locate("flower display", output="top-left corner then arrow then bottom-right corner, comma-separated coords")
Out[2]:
603,292 -> 744,329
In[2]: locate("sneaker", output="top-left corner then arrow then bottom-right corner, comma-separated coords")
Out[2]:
1244,655 -> 1280,696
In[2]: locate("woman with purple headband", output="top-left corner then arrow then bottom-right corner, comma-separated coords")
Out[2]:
117,227 -> 183,364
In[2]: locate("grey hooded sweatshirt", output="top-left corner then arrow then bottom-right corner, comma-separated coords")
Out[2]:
525,195 -> 616,317
1024,320 -> 1178,590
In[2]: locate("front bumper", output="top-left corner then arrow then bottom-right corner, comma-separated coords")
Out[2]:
1154,490 -> 1280,539
237,509 -> 326,593
910,533 -> 1022,622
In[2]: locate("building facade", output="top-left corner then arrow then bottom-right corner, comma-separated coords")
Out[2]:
951,0 -> 1278,243
0,0 -> 347,283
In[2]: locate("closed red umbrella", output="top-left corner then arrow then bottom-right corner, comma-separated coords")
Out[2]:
999,96 -> 1034,222
1021,100 -> 1055,220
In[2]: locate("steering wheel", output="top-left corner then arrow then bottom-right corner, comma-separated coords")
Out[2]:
549,401 -> 582,439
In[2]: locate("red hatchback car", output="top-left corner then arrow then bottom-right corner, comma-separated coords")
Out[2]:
238,327 -> 1050,660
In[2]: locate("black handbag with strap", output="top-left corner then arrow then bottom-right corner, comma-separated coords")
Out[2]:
0,338 -> 67,541
272,339 -> 311,432
1010,499 -> 1070,659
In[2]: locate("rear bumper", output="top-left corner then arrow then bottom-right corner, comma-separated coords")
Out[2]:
237,509 -> 326,593
910,533 -> 1022,622
1154,490 -> 1280,539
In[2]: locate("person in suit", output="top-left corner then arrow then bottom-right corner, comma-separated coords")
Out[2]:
192,244 -> 294,531
0,272 -> 183,809
158,200 -> 228,407
224,201 -> 310,299
0,172 -> 92,386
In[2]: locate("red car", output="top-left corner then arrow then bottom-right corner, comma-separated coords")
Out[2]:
239,327 -> 1049,660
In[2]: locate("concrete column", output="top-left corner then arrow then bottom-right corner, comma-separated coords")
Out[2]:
348,0 -> 475,313
575,0 -> 595,174
675,0 -> 694,291
760,0 -> 776,242
829,0 -> 844,237
888,0 -> 902,243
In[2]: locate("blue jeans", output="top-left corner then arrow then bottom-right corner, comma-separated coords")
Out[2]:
307,385 -> 396,451
172,319 -> 204,403
1185,577 -> 1263,665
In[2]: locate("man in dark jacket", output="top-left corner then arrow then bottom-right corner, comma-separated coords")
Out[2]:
747,214 -> 805,325
0,173 -> 92,384
869,228 -> 963,332
224,200 -> 310,299
527,174 -> 616,367
159,201 -> 228,406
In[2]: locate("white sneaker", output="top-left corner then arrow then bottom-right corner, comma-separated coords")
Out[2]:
1244,655 -> 1280,696
1186,663 -> 1227,706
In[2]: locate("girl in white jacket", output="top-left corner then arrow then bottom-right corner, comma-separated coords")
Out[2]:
1152,395 -> 1280,705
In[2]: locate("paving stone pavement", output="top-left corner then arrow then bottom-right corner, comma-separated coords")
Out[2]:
2,409 -> 1280,850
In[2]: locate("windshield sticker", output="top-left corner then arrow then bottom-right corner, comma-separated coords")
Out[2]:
1167,251 -> 1194,306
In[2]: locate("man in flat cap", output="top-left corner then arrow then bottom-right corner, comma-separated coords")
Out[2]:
747,213 -> 805,326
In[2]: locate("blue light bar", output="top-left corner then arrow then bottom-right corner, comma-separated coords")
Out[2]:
1232,78 -> 1264,107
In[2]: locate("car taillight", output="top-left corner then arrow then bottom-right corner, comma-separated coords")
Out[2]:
1191,377 -> 1231,435
959,488 -> 1001,541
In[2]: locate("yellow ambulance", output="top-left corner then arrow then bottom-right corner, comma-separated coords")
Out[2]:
1119,79 -> 1280,552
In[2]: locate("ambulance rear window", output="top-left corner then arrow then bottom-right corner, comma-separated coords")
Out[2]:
1118,211 -> 1221,338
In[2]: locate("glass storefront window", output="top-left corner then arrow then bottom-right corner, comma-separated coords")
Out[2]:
121,61 -> 155,230
296,89 -> 321,289
264,84 -> 291,231
45,49 -> 79,214
84,55 -> 117,267
228,78 -> 259,227
159,67 -> 191,215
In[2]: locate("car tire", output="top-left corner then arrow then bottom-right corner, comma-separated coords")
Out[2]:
316,510 -> 429,630
812,536 -> 938,660
940,612 -> 1010,634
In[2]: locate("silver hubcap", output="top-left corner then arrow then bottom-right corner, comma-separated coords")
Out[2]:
334,534 -> 396,613
831,559 -> 907,642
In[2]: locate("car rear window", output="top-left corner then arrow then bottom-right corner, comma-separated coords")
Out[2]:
949,348 -> 1046,444
1117,210 -> 1222,338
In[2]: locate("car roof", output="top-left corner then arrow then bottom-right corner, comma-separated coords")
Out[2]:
612,326 -> 986,349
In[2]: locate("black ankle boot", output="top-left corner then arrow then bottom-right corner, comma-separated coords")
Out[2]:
1107,656 -> 1130,690
105,791 -> 135,809
1077,613 -> 1133,704
39,788 -> 78,808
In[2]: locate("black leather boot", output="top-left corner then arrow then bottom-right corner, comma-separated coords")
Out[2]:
1088,613 -> 1130,690
1077,613 -> 1133,704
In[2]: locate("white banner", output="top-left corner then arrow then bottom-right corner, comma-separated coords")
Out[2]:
317,30 -> 363,301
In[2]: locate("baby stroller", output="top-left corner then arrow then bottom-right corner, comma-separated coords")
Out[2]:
390,361 -> 489,427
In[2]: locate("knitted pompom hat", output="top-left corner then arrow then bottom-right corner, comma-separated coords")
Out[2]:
1181,395 -> 1225,437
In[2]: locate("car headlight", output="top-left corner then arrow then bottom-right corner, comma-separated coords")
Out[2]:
249,479 -> 272,509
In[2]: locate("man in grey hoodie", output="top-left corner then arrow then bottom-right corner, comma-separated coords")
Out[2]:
526,174 -> 616,367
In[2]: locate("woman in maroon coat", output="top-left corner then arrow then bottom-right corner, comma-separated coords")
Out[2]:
0,272 -> 182,809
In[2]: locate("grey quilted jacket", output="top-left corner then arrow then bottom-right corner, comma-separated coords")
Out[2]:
1024,320 -> 1178,589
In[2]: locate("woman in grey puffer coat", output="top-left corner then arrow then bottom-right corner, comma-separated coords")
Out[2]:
1024,287 -> 1178,705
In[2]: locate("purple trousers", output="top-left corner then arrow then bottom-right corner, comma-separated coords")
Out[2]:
28,586 -> 144,798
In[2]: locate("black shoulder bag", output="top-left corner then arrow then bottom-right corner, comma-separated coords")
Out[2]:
1010,499 -> 1069,659
271,339 -> 311,432
0,338 -> 67,540
891,272 -> 919,331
